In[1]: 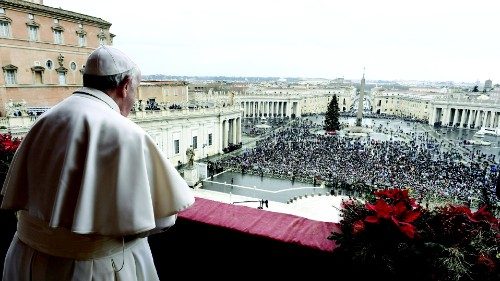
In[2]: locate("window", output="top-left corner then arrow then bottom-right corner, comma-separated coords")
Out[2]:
46,60 -> 53,69
28,14 -> 34,20
53,19 -> 59,24
76,27 -> 87,47
31,64 -> 44,84
4,69 -> 16,85
54,30 -> 63,44
78,34 -> 86,46
58,72 -> 66,85
2,64 -> 17,85
98,29 -> 106,45
70,62 -> 77,71
28,25 -> 38,41
34,71 -> 42,84
192,136 -> 198,149
0,21 -> 10,38
208,133 -> 213,146
174,140 -> 180,154
0,8 -> 5,14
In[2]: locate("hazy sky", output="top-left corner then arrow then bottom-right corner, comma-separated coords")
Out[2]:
44,0 -> 499,83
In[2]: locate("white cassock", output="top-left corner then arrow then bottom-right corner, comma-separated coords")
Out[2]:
1,87 -> 195,281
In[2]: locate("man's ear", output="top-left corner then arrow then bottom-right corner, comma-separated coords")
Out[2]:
117,76 -> 133,98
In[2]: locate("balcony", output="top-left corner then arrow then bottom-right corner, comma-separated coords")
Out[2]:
0,195 -> 338,278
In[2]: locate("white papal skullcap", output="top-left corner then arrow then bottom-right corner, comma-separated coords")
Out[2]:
84,45 -> 136,76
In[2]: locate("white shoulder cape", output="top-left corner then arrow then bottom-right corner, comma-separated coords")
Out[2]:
1,88 -> 194,236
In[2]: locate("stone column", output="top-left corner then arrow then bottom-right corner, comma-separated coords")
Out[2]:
237,117 -> 242,143
452,108 -> 459,126
459,109 -> 465,128
465,110 -> 469,128
430,107 -> 437,125
442,108 -> 449,126
232,118 -> 237,144
443,108 -> 451,127
475,110 -> 481,128
225,120 -> 230,148
296,101 -> 302,117
219,120 -> 224,153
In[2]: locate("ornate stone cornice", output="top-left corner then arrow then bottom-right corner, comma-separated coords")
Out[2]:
51,23 -> 64,32
55,66 -> 67,73
2,64 -> 18,71
25,19 -> 39,27
75,28 -> 86,36
0,14 -> 12,23
30,65 -> 45,72
0,0 -> 111,27
97,30 -> 106,39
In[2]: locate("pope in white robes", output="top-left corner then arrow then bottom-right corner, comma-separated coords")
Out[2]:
1,46 -> 195,281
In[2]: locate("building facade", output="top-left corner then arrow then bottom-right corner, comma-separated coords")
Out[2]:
1,105 -> 243,165
372,90 -> 433,122
0,0 -> 112,116
0,1 -> 243,167
236,86 -> 356,118
371,88 -> 500,129
137,81 -> 189,110
430,94 -> 500,128
130,106 -> 242,165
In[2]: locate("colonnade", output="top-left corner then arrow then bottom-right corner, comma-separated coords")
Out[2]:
240,101 -> 298,118
220,117 -> 242,149
433,107 -> 500,129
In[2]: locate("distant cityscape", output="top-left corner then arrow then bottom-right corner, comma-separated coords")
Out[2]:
143,74 -> 496,92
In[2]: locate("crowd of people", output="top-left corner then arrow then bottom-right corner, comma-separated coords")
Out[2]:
214,118 -> 499,209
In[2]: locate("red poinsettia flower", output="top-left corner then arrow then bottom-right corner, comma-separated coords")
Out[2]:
471,206 -> 499,226
0,133 -> 21,153
365,199 -> 392,222
374,188 -> 418,208
392,208 -> 420,239
477,253 -> 496,272
352,220 -> 365,235
364,196 -> 421,239
398,222 -> 417,239
444,205 -> 473,217
441,205 -> 499,228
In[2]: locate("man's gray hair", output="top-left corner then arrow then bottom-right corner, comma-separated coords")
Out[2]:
83,67 -> 139,93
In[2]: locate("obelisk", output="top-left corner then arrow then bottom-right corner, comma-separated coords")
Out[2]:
355,71 -> 365,127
